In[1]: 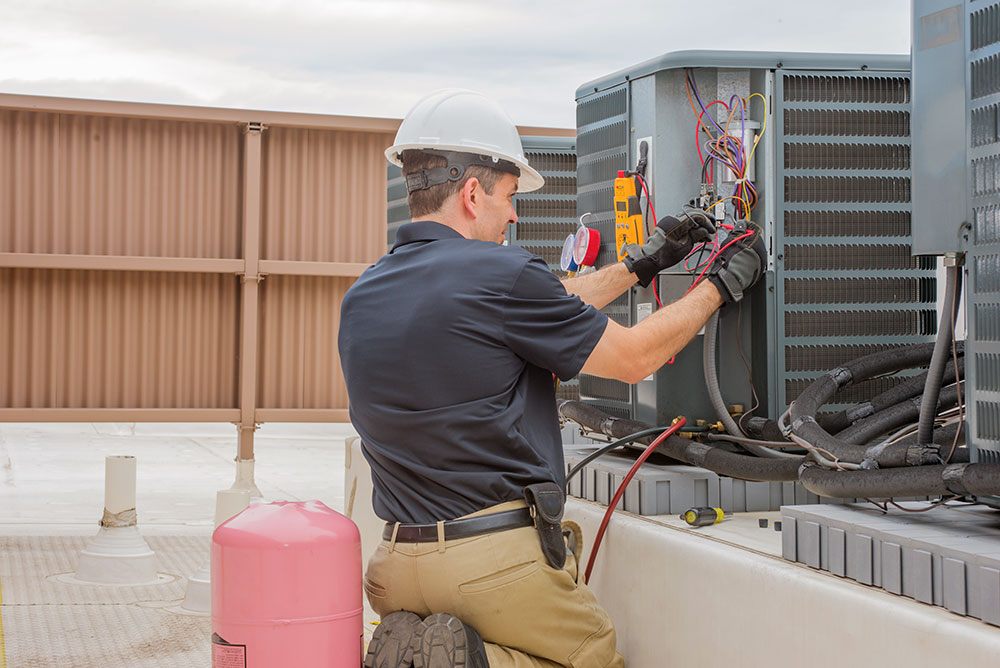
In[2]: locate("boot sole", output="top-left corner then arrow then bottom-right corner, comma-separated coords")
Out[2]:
412,613 -> 470,668
364,611 -> 423,668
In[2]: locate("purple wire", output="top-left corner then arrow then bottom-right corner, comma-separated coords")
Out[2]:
687,70 -> 726,135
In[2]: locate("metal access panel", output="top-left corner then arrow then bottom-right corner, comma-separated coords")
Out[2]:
912,0 -> 968,254
965,0 -> 1000,508
575,51 -> 936,425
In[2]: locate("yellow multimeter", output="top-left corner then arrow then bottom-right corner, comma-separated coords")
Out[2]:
614,171 -> 644,261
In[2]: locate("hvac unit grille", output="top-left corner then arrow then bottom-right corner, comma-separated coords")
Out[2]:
386,163 -> 408,247
785,344 -> 900,372
783,75 -> 910,103
972,2 -> 1000,51
783,244 -> 932,270
579,376 -> 631,403
969,3 -> 1000,475
784,310 -> 937,338
784,110 -> 910,137
784,210 -> 911,237
776,70 -> 935,411
576,85 -> 631,415
784,143 -> 911,170
784,277 -> 936,304
784,176 -> 910,202
972,52 -> 1000,99
975,303 -> 1000,340
971,102 -> 1000,146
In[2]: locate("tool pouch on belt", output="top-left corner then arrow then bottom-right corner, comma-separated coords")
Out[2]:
523,482 -> 566,570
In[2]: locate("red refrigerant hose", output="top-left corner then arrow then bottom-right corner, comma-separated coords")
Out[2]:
584,417 -> 687,584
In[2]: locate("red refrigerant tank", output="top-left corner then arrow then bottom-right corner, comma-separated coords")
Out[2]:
211,500 -> 362,667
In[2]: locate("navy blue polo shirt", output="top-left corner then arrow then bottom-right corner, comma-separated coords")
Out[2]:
338,221 -> 609,523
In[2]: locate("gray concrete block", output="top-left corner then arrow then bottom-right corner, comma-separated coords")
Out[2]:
829,527 -> 846,577
943,557 -> 967,615
780,503 -> 1000,628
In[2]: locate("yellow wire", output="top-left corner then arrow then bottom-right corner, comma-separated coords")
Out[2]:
712,195 -> 753,222
746,92 -> 768,163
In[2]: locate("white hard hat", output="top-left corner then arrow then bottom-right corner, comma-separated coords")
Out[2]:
386,88 -> 545,193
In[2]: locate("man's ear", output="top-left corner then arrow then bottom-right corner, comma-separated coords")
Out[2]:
460,177 -> 481,218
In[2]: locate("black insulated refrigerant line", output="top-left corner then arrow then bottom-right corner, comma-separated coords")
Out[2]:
819,354 -> 963,435
557,400 -> 804,482
787,343 -> 954,467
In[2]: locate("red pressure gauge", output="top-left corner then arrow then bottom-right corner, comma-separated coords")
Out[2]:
573,227 -> 600,267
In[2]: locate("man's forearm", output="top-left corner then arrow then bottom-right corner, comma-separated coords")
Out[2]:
629,281 -> 724,378
578,280 -> 724,383
561,262 -> 638,309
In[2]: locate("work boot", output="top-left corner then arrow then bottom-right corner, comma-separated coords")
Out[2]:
412,613 -> 489,668
364,610 -> 423,668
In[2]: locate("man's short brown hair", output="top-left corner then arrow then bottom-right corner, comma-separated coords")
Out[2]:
401,150 -> 506,218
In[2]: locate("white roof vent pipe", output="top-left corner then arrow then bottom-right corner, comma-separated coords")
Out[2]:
177,488 -> 251,616
72,455 -> 159,585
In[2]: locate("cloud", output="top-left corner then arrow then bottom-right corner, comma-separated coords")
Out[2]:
0,0 -> 911,127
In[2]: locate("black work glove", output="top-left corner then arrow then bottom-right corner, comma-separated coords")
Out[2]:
623,212 -> 714,287
707,224 -> 767,304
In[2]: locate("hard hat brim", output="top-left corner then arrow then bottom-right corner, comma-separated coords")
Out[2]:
386,143 -> 545,193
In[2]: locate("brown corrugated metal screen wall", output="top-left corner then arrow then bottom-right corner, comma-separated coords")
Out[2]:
0,96 -> 395,435
0,94 -> 573,454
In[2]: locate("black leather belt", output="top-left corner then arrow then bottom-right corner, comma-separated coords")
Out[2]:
383,508 -> 534,543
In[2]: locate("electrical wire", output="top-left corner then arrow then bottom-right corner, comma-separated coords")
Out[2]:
564,426 -> 667,492
778,403 -> 859,470
705,433 -> 799,448
735,300 -> 761,434
584,418 -> 686,584
631,172 -> 664,308
685,70 -> 767,223
946,269 -> 964,463
682,229 -> 754,297
865,496 -> 963,513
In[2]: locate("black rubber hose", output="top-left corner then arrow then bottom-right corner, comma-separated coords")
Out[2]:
835,383 -> 963,446
820,354 -> 963,434
897,422 -> 965,449
743,417 -> 790,443
895,423 -> 969,463
917,266 -> 961,445
790,342 -> 939,419
564,427 -> 667,491
558,400 -> 804,481
798,461 -> 1000,499
788,343 -> 943,466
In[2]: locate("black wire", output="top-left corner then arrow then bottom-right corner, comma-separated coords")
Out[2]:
565,427 -> 668,492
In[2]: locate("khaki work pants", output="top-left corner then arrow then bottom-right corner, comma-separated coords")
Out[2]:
364,500 -> 625,668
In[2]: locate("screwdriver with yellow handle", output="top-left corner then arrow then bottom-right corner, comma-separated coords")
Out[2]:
681,507 -> 729,527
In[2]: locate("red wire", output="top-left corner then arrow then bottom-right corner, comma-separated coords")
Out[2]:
633,173 -> 663,308
683,230 -> 753,297
584,417 -> 687,584
635,174 -> 657,226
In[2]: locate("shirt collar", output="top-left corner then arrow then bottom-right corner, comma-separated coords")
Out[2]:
390,221 -> 465,253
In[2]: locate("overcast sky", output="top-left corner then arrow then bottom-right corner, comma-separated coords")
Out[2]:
1,0 -> 911,128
